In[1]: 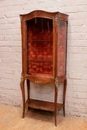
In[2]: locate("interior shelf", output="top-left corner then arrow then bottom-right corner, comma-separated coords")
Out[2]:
26,99 -> 63,112
27,40 -> 53,42
27,59 -> 52,61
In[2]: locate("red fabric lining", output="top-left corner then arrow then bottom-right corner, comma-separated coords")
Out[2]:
26,19 -> 67,77
28,61 -> 52,76
27,18 -> 53,76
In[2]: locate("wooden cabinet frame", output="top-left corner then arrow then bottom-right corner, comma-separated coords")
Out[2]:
20,10 -> 68,126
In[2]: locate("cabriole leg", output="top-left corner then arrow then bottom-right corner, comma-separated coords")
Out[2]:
63,79 -> 67,117
20,74 -> 25,118
27,79 -> 30,110
54,77 -> 58,126
54,85 -> 58,126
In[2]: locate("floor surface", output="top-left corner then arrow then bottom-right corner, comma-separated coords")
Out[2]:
0,103 -> 87,130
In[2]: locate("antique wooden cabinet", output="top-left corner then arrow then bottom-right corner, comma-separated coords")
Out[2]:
20,10 -> 68,126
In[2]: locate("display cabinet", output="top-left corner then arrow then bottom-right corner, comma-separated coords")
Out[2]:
20,10 -> 68,126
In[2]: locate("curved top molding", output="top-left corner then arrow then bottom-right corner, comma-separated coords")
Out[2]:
20,10 -> 68,21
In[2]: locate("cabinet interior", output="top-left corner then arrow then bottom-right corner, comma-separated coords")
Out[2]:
26,18 -> 53,77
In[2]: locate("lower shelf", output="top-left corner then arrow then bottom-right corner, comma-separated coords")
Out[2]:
26,99 -> 63,112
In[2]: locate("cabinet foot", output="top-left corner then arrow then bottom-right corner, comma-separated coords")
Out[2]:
63,105 -> 65,117
55,121 -> 57,126
22,113 -> 24,118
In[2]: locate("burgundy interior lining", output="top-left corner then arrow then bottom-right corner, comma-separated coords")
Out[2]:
27,18 -> 53,76
26,18 -> 66,77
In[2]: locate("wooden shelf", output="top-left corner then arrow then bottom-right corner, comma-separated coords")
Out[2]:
26,99 -> 63,112
27,40 -> 53,42
27,59 -> 52,62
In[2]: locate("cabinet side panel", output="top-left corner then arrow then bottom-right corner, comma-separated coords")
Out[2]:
57,20 -> 67,77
